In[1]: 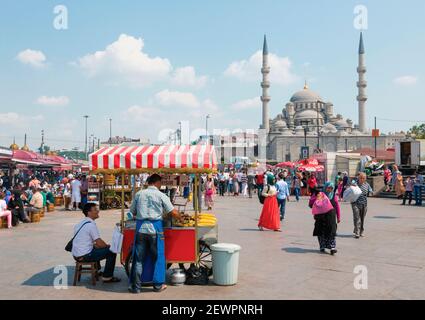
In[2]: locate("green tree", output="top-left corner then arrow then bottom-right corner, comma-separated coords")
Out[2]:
408,123 -> 425,139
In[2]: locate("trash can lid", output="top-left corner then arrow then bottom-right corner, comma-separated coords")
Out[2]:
211,243 -> 241,253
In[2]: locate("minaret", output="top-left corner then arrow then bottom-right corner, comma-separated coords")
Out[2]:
261,35 -> 271,133
357,32 -> 367,133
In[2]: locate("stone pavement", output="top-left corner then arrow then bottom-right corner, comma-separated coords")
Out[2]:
0,195 -> 424,300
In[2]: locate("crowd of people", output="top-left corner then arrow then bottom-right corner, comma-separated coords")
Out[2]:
0,171 -> 89,229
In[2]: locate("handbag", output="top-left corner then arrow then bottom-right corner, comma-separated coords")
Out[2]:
65,221 -> 91,252
312,193 -> 334,215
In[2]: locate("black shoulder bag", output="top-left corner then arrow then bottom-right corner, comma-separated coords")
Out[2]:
65,221 -> 91,252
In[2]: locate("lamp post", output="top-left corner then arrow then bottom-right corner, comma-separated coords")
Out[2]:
206,114 -> 211,145
109,118 -> 112,146
316,100 -> 322,152
178,121 -> 182,145
83,115 -> 89,160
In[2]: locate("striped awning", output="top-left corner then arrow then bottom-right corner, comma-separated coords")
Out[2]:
89,145 -> 217,174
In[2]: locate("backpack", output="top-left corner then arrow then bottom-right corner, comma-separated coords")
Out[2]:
259,185 -> 270,205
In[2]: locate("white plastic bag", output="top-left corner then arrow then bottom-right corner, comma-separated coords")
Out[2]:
343,186 -> 362,203
110,225 -> 123,254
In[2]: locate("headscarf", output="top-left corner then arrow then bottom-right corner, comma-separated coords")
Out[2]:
323,181 -> 335,200
267,173 -> 276,186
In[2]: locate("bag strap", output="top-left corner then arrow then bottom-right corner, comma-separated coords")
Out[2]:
71,221 -> 91,242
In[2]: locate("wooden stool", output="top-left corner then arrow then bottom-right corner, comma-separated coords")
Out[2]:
0,217 -> 8,229
47,203 -> 55,212
30,212 -> 41,223
73,261 -> 99,286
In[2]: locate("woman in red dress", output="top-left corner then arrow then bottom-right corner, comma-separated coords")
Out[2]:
258,174 -> 281,232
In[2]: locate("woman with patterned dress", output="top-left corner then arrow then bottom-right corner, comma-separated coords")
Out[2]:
258,174 -> 281,232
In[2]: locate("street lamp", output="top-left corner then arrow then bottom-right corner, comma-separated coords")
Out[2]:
109,118 -> 112,146
178,121 -> 182,145
316,100 -> 323,153
206,114 -> 211,145
83,115 -> 89,159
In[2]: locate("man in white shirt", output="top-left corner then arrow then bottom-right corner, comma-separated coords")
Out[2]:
72,203 -> 120,283
71,176 -> 82,211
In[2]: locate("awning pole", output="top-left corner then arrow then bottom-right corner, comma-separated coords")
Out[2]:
121,173 -> 125,231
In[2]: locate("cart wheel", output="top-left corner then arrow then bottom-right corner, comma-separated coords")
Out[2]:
197,240 -> 213,276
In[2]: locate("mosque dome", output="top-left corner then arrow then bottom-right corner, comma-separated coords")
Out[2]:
294,109 -> 324,121
290,84 -> 323,103
10,143 -> 19,150
21,145 -> 30,151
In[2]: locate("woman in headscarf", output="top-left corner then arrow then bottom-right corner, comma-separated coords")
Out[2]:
204,176 -> 215,210
394,171 -> 405,199
309,182 -> 340,255
258,174 -> 281,232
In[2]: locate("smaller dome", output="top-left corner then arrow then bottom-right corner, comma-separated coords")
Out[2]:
274,120 -> 287,128
21,145 -> 30,151
10,143 -> 19,150
294,109 -> 324,120
321,123 -> 338,134
334,119 -> 350,128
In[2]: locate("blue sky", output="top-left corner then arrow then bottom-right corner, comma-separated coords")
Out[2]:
1,0 -> 424,150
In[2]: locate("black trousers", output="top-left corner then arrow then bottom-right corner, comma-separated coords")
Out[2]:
403,191 -> 413,205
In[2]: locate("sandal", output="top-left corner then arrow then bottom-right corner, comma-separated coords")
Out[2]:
102,277 -> 121,283
153,284 -> 167,292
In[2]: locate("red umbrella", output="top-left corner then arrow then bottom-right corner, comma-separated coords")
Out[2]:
298,164 -> 325,172
275,161 -> 295,168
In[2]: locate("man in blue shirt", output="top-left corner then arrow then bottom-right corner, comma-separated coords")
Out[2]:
276,173 -> 290,221
128,174 -> 182,294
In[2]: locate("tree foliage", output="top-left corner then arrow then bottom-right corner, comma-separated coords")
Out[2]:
408,123 -> 425,139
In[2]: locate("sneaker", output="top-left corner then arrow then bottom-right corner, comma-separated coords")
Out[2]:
354,234 -> 360,239
128,287 -> 141,294
330,249 -> 338,255
360,233 -> 365,238
320,248 -> 326,253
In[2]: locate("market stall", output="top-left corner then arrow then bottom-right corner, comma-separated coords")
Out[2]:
89,144 -> 218,277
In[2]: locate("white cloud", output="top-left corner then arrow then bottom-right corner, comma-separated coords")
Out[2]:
0,112 -> 20,124
36,96 -> 70,106
154,90 -> 200,108
16,49 -> 47,68
393,76 -> 418,86
224,50 -> 298,86
77,34 -> 172,87
171,66 -> 208,89
231,97 -> 260,110
76,34 -> 209,90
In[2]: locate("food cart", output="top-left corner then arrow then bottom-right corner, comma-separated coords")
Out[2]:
89,145 -> 218,277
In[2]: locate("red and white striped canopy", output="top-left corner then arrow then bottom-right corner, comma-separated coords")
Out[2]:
89,145 -> 217,173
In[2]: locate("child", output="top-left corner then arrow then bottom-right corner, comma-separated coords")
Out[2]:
402,176 -> 415,205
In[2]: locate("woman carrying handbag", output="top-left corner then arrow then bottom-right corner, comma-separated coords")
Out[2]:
309,183 -> 339,255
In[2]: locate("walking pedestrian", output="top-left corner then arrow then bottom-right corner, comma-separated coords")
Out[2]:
351,173 -> 372,239
414,171 -> 423,206
292,173 -> 301,202
276,173 -> 290,221
402,176 -> 415,205
241,171 -> 248,197
258,174 -> 281,232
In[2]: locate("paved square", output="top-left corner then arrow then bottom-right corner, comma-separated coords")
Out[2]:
0,196 -> 424,300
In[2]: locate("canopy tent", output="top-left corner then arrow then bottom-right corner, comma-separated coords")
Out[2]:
11,150 -> 77,168
89,145 -> 218,174
0,148 -> 13,161
275,161 -> 295,169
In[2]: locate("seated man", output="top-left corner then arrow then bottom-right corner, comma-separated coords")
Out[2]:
25,187 -> 44,216
72,203 -> 120,283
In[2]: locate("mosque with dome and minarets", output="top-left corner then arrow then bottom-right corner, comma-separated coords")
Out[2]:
260,33 -> 406,162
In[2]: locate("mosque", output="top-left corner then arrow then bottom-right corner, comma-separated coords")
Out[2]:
260,33 -> 405,162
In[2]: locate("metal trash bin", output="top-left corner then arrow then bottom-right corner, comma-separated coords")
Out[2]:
211,243 -> 241,286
